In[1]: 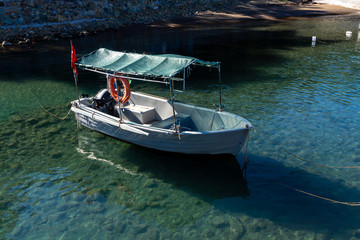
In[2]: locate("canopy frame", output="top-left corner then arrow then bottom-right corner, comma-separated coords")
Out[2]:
74,48 -> 223,132
75,48 -> 220,91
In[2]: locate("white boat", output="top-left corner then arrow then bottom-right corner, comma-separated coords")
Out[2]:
71,48 -> 251,156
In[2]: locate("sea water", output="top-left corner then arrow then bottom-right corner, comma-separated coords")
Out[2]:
1,15 -> 360,239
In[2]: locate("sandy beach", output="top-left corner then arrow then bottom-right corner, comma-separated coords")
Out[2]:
150,0 -> 360,28
315,0 -> 360,10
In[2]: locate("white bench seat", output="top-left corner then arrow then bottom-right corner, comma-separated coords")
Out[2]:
121,104 -> 156,124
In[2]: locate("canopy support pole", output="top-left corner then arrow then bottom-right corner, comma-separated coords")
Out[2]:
183,69 -> 186,91
115,74 -> 124,123
218,65 -> 222,112
169,79 -> 178,134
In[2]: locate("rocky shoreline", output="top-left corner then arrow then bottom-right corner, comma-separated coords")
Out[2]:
0,0 -> 251,46
1,0 -> 358,47
0,6 -> 174,45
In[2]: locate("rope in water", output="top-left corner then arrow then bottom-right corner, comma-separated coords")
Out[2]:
276,182 -> 360,207
249,128 -> 360,206
235,125 -> 251,179
256,128 -> 360,169
241,127 -> 251,179
34,92 -> 73,120
40,106 -> 72,120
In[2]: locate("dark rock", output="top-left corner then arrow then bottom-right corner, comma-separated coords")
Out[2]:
134,224 -> 148,234
229,218 -> 245,239
103,222 -> 114,232
146,229 -> 160,240
354,229 -> 360,238
212,216 -> 229,228
72,193 -> 86,202
89,202 -> 105,213
2,41 -> 12,46
114,220 -> 127,233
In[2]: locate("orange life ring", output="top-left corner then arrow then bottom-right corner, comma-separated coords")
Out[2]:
108,75 -> 131,103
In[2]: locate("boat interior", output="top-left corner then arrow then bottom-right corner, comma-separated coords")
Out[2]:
79,89 -> 249,132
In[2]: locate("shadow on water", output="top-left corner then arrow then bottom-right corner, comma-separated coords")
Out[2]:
1,22 -> 338,121
77,129 -> 250,201
126,147 -> 249,199
0,21 -> 310,77
0,24 -> 346,95
77,128 -> 360,234
221,154 -> 360,233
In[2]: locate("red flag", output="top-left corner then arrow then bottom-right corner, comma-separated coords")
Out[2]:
71,43 -> 78,76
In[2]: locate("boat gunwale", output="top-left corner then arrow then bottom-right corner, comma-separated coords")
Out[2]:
71,97 -> 251,135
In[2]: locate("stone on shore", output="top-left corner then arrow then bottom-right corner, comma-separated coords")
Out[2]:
1,41 -> 12,46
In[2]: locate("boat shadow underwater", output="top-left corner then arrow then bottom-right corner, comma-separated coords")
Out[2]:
217,153 -> 360,235
77,128 -> 250,202
77,129 -> 360,235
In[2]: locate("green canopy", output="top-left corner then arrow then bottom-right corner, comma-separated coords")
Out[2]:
76,48 -> 219,78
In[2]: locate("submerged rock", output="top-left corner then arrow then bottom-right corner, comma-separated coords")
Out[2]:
353,229 -> 360,238
114,220 -> 127,233
146,229 -> 160,240
89,202 -> 105,213
212,215 -> 230,228
133,223 -> 148,234
72,193 -> 86,202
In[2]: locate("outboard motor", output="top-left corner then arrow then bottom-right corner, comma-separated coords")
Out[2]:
92,89 -> 111,107
92,89 -> 114,113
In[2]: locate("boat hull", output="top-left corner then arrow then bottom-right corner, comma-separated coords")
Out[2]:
72,104 -> 250,156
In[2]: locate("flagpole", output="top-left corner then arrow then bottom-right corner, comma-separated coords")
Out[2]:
73,71 -> 80,102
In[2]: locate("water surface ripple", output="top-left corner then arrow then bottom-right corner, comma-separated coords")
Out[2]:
1,16 -> 360,239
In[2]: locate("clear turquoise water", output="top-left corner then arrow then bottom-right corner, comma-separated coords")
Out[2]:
1,15 -> 360,239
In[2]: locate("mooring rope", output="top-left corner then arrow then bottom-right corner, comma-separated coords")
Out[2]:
235,125 -> 251,180
34,92 -> 73,120
248,128 -> 360,206
241,126 -> 251,179
255,128 -> 360,169
40,106 -> 72,120
276,182 -> 360,207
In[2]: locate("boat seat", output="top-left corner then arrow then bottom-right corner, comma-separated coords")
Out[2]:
116,104 -> 156,124
151,113 -> 191,129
